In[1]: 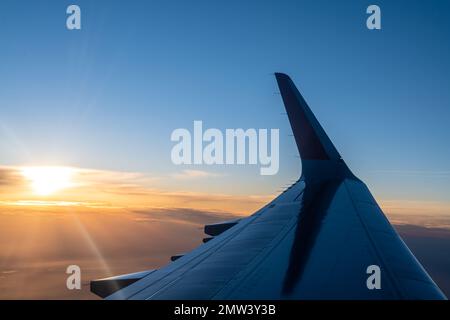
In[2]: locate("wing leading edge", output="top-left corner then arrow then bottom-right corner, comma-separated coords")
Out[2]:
92,73 -> 446,300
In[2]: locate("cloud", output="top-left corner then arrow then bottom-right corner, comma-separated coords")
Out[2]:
373,170 -> 450,178
1,165 -> 449,299
380,199 -> 450,229
0,204 -> 239,299
170,169 -> 223,180
132,207 -> 238,226
0,165 -> 271,215
1,201 -> 448,299
1,164 -> 448,227
0,166 -> 24,187
395,224 -> 450,297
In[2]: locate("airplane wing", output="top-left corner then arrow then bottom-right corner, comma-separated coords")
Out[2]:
91,73 -> 446,300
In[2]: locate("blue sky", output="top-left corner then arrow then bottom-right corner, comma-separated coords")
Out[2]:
1,0 -> 450,201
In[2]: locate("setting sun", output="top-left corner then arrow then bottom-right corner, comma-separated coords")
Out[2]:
21,166 -> 75,196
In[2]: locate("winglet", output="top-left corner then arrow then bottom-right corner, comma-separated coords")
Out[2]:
275,73 -> 341,161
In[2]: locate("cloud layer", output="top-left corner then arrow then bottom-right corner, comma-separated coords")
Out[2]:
0,165 -> 449,299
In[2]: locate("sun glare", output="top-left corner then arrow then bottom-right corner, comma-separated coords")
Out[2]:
21,166 -> 75,196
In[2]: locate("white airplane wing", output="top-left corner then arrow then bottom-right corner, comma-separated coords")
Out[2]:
91,73 -> 446,300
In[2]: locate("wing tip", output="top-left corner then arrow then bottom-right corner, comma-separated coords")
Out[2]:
274,72 -> 291,81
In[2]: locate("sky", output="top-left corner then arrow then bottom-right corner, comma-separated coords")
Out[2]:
0,0 -> 449,299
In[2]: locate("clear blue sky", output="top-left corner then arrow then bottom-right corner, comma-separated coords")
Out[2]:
1,0 -> 450,200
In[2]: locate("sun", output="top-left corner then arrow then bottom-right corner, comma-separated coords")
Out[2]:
21,166 -> 75,196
